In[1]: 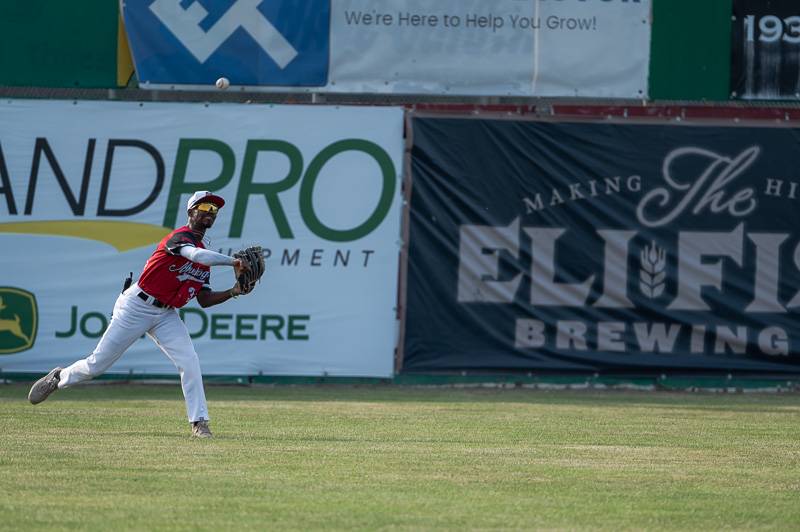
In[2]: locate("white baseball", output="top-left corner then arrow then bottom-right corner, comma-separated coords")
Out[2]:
215,77 -> 230,90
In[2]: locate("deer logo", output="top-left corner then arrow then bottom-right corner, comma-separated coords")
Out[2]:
0,296 -> 31,344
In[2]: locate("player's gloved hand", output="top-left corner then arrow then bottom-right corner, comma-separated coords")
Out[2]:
233,246 -> 265,295
233,258 -> 250,277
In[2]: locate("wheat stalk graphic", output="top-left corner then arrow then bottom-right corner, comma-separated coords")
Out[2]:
640,241 -> 666,298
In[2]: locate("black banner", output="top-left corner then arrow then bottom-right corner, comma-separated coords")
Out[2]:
731,0 -> 800,100
403,116 -> 800,374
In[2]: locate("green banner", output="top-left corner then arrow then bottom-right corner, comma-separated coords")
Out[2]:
0,1 -> 132,88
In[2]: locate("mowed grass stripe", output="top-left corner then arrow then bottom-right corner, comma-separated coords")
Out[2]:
1,384 -> 798,530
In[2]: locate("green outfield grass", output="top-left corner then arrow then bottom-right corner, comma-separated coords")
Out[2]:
1,383 -> 798,530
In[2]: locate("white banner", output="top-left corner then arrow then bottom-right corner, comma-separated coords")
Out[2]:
330,0 -> 651,97
0,100 -> 403,377
124,0 -> 652,98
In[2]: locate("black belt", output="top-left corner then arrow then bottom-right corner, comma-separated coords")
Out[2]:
137,291 -> 172,309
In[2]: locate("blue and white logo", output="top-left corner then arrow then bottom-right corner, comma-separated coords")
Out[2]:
123,0 -> 330,86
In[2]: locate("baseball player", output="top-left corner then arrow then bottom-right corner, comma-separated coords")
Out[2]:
27,191 -> 251,439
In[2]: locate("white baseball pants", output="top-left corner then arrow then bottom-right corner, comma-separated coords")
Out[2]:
58,284 -> 209,423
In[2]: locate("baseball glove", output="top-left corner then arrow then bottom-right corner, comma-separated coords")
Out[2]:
234,246 -> 265,295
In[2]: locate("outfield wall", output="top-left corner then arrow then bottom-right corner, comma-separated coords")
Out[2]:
3,100 -> 800,377
0,100 -> 402,377
4,0 -> 799,103
400,110 -> 800,375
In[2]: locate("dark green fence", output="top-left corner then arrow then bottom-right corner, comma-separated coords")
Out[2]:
0,0 -> 132,88
649,0 -> 733,101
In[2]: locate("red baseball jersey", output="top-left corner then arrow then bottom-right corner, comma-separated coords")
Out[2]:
137,226 -> 212,308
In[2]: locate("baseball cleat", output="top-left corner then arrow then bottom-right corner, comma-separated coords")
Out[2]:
191,419 -> 212,439
28,367 -> 62,405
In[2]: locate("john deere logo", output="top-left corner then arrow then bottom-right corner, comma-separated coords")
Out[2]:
0,288 -> 38,354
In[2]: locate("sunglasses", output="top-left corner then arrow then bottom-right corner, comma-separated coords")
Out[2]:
194,203 -> 219,214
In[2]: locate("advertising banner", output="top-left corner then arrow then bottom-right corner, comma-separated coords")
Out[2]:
731,0 -> 800,100
122,0 -> 651,98
0,100 -> 403,377
403,115 -> 800,374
